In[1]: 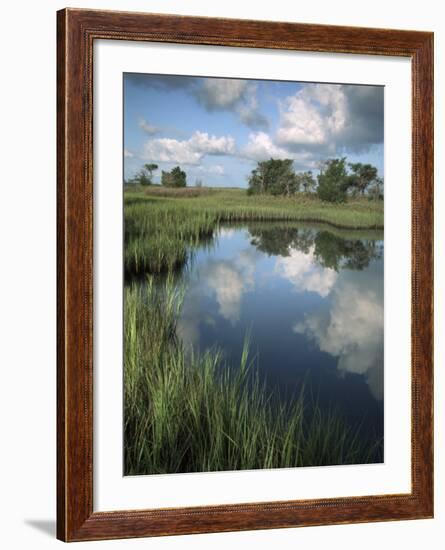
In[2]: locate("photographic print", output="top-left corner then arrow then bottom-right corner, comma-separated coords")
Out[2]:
57,10 -> 433,540
123,73 -> 384,476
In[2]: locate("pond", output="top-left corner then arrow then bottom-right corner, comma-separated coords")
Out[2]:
176,222 -> 384,453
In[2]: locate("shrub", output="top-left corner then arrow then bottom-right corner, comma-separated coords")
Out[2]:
162,166 -> 187,187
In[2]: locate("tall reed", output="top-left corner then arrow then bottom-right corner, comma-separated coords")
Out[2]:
124,188 -> 383,277
124,277 -> 382,475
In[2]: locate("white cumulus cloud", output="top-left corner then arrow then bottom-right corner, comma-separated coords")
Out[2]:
277,84 -> 347,148
142,131 -> 235,165
241,132 -> 291,161
240,132 -> 319,169
189,131 -> 235,155
276,83 -> 383,156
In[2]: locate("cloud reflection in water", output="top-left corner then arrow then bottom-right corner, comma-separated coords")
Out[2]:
177,226 -> 383,403
293,267 -> 383,400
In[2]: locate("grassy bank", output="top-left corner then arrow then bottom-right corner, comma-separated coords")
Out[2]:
124,277 -> 382,475
124,186 -> 384,276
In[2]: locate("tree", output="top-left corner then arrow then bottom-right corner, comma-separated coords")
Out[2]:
143,163 -> 158,184
247,159 -> 299,196
299,171 -> 316,193
128,169 -> 151,186
127,163 -> 158,185
316,158 -> 349,203
170,166 -> 186,187
369,176 -> 384,201
247,161 -> 267,194
161,166 -> 187,187
348,162 -> 378,196
316,159 -> 329,176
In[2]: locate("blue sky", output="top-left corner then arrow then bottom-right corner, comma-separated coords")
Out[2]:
124,74 -> 384,187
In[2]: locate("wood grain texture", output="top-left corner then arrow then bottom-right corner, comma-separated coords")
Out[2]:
57,8 -> 434,542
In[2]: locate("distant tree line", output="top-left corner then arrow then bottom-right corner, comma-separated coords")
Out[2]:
247,157 -> 383,203
125,163 -> 187,188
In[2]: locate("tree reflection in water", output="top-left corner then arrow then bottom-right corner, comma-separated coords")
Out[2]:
248,222 -> 382,272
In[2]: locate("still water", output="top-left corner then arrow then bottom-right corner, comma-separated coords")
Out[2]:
176,222 -> 384,448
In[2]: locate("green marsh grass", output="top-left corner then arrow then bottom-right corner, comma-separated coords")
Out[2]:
124,277 -> 383,475
124,187 -> 383,277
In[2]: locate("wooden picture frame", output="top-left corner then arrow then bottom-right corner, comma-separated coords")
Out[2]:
57,8 -> 434,542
